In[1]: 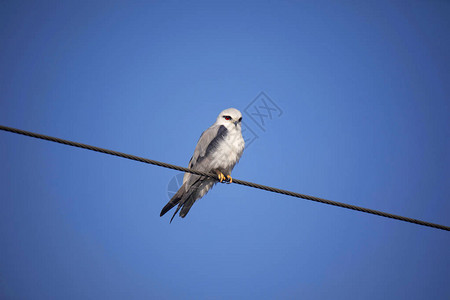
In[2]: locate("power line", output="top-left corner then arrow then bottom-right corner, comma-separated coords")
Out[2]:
1,124 -> 448,232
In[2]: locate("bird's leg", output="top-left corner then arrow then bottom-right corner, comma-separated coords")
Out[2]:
215,170 -> 226,183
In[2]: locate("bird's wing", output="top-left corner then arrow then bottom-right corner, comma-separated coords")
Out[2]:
189,124 -> 227,169
183,124 -> 228,186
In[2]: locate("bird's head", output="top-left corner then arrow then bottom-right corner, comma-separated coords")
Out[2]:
215,108 -> 243,130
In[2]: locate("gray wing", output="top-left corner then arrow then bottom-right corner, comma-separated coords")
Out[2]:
160,124 -> 228,221
184,124 -> 228,187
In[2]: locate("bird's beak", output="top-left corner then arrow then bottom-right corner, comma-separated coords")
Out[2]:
234,121 -> 239,126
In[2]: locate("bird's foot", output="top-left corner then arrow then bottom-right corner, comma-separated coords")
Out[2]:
226,175 -> 233,184
216,171 -> 226,183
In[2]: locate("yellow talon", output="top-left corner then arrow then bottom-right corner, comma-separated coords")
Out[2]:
226,175 -> 232,184
216,171 -> 226,182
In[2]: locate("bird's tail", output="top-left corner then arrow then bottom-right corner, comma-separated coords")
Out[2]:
160,183 -> 186,218
160,179 -> 202,223
179,196 -> 197,218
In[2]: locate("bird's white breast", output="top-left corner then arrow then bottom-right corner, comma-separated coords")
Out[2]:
211,126 -> 245,172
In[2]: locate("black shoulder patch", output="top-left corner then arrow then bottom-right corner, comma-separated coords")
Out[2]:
196,125 -> 228,164
188,156 -> 194,168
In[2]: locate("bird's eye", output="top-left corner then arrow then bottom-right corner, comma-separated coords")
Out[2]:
238,117 -> 242,122
223,115 -> 232,120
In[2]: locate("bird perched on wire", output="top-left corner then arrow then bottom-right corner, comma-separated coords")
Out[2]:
160,108 -> 245,222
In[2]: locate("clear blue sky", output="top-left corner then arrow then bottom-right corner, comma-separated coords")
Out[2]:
1,1 -> 449,299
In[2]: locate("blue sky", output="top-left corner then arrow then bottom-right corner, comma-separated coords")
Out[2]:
1,1 -> 449,299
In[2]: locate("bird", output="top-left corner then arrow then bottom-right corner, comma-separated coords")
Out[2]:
160,108 -> 245,222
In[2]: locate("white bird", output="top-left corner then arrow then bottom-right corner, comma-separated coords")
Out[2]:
160,108 -> 245,222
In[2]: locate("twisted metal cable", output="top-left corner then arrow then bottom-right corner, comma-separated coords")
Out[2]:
1,124 -> 449,232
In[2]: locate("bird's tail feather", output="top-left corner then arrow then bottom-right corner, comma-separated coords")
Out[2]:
170,205 -> 182,223
180,197 -> 196,218
160,177 -> 203,222
160,183 -> 185,217
178,180 -> 203,218
169,191 -> 196,223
